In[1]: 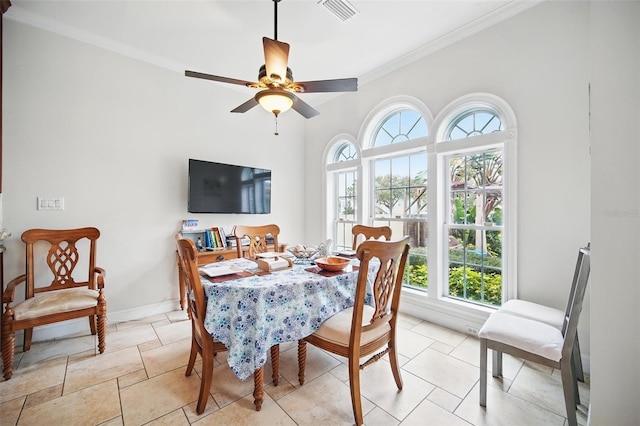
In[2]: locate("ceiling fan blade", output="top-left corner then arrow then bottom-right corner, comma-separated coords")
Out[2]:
231,97 -> 259,113
292,96 -> 320,119
263,37 -> 290,83
293,78 -> 358,93
185,70 -> 255,87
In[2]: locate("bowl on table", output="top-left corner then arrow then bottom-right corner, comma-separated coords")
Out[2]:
314,256 -> 351,272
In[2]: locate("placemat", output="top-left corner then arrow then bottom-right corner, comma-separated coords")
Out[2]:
304,265 -> 359,277
203,270 -> 259,283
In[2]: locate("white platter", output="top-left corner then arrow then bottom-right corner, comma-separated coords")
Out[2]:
199,265 -> 243,278
337,249 -> 357,256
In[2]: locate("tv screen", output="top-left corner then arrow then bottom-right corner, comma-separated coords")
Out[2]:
188,159 -> 271,214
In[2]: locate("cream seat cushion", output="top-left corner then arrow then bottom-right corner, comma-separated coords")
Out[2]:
313,305 -> 391,346
478,312 -> 564,362
13,288 -> 99,321
498,299 -> 565,330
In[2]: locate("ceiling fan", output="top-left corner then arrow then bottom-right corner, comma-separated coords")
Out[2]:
185,0 -> 357,120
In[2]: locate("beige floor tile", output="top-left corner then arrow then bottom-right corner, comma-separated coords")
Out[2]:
358,359 -> 435,421
430,341 -> 455,354
64,346 -> 144,394
120,368 -> 201,425
455,382 -> 565,426
146,408 -> 191,425
193,393 -> 295,426
403,348 -> 478,398
105,324 -> 158,353
153,320 -> 192,345
140,337 -> 191,378
166,309 -> 190,323
0,357 -> 67,403
509,363 -> 589,425
100,416 -> 124,426
117,369 -> 148,389
278,372 -> 375,425
183,395 -> 220,423
18,333 -> 96,368
0,396 -> 25,426
412,321 -> 468,347
427,387 -> 463,413
115,313 -> 169,331
138,339 -> 163,352
17,379 -> 121,426
396,327 -> 435,358
364,406 -> 401,425
402,399 -> 472,425
23,383 -> 63,409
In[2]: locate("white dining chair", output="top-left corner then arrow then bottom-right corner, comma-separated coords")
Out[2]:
478,245 -> 590,426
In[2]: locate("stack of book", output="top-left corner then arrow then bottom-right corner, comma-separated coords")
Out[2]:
204,227 -> 227,249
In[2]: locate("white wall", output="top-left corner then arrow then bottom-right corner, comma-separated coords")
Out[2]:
589,2 -> 640,424
304,1 -> 592,348
3,21 -> 307,322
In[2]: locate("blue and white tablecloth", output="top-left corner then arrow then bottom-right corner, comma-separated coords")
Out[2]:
201,257 -> 369,381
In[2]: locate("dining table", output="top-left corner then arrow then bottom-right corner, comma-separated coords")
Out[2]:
199,255 -> 373,383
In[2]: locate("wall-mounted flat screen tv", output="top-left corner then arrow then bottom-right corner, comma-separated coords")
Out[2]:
188,159 -> 271,214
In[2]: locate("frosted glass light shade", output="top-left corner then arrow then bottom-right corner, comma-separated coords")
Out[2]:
255,90 -> 295,116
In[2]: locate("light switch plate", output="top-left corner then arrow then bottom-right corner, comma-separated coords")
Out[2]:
37,197 -> 64,211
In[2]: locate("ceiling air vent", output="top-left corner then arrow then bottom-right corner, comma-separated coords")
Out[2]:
318,0 -> 359,22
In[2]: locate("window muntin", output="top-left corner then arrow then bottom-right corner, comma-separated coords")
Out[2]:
445,148 -> 504,306
333,169 -> 358,251
335,143 -> 358,162
445,109 -> 503,141
372,151 -> 428,289
374,110 -> 427,147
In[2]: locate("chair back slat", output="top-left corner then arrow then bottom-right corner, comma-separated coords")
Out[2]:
353,237 -> 410,337
22,227 -> 100,295
561,246 -> 591,360
351,225 -> 392,250
233,224 -> 280,259
176,238 -> 207,328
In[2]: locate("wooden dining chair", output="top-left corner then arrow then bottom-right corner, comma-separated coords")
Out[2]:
478,245 -> 591,426
298,236 -> 410,426
233,224 -> 280,259
1,227 -> 107,380
176,237 -> 277,413
351,224 -> 392,250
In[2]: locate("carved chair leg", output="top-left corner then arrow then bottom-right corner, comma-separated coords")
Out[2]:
2,329 -> 15,380
185,337 -> 198,377
297,340 -> 307,385
196,347 -> 214,415
270,344 -> 280,386
97,313 -> 106,354
253,366 -> 264,411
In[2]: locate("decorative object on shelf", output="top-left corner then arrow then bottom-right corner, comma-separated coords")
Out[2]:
0,228 -> 10,249
287,245 -> 319,264
182,219 -> 200,231
314,256 -> 351,272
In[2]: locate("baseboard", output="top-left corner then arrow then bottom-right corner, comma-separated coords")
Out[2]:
24,299 -> 182,343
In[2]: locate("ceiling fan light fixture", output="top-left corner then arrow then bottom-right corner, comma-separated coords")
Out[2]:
255,89 -> 295,117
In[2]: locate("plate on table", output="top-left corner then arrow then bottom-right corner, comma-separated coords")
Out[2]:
199,265 -> 243,278
337,249 -> 357,257
255,252 -> 293,259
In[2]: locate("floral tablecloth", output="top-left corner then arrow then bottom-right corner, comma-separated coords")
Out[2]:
201,257 -> 370,381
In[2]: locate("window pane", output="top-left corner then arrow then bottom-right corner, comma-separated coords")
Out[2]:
446,148 -> 504,307
374,109 -> 427,147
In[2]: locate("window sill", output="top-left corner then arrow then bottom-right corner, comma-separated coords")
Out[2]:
399,287 -> 496,336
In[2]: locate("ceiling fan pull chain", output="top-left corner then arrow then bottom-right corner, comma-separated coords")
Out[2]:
274,115 -> 280,136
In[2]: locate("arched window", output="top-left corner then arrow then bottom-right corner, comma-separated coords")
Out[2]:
373,109 -> 427,146
434,94 -> 517,307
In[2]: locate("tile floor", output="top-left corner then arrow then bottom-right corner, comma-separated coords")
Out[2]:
0,310 -> 589,425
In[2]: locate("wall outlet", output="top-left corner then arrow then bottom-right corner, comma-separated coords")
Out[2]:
37,197 -> 65,211
465,325 -> 478,336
